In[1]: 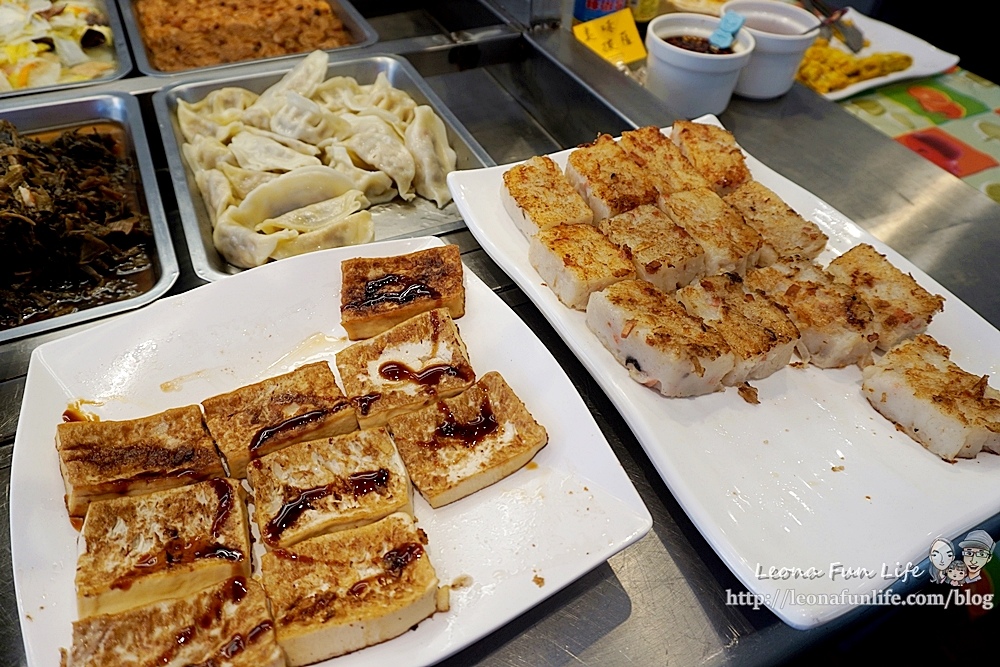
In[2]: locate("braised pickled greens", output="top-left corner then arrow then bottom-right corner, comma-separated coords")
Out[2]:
0,120 -> 153,331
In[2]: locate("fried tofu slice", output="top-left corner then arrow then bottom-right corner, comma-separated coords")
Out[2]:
501,155 -> 594,237
659,187 -> 763,276
56,405 -> 225,521
261,512 -> 444,666
246,427 -> 412,549
65,577 -> 284,667
745,260 -> 879,368
340,244 -> 466,340
826,243 -> 944,351
75,478 -> 250,619
336,308 -> 475,429
671,120 -> 751,196
599,204 -> 706,293
676,273 -> 800,386
862,334 -> 1000,461
619,125 -> 713,200
723,180 -> 828,264
565,134 -> 657,222
388,371 -> 548,508
202,362 -> 357,479
528,222 -> 636,310
586,279 -> 735,396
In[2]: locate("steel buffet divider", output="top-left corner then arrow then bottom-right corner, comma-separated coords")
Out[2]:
3,1 -> 1000,665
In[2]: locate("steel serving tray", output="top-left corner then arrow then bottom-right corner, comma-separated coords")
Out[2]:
0,92 -> 179,344
153,53 -> 495,282
0,0 -> 132,100
117,0 -> 378,77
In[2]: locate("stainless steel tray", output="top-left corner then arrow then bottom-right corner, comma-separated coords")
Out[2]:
0,0 -> 132,100
0,92 -> 179,344
153,53 -> 495,282
118,0 -> 378,77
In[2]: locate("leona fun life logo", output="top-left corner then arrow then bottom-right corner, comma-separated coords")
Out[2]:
928,529 -> 995,587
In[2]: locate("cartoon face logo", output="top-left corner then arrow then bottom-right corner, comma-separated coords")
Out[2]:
928,537 -> 956,583
959,529 -> 995,582
945,561 -> 968,586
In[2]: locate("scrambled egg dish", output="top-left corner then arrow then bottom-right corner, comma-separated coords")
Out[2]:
797,38 -> 913,94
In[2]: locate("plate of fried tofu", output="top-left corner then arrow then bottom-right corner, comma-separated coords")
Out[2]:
448,116 -> 1000,629
9,236 -> 651,666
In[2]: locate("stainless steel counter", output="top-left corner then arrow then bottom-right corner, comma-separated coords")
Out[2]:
3,4 -> 1000,665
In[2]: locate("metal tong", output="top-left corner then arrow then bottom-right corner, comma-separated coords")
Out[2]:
802,0 -> 865,52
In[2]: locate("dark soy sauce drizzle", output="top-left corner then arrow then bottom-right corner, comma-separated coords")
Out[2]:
345,274 -> 440,310
248,409 -> 329,454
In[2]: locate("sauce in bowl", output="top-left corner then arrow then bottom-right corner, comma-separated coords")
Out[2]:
665,35 -> 735,54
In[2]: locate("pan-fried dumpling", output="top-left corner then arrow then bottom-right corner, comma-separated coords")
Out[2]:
270,211 -> 373,260
321,144 -> 397,204
182,136 -> 237,172
195,169 -> 234,224
255,189 -> 369,234
229,133 -> 321,172
270,91 -> 348,144
404,105 -> 456,208
340,114 -> 415,200
218,163 -> 280,200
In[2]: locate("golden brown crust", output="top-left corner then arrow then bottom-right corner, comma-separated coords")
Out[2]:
501,156 -> 593,230
67,577 -> 283,667
388,371 -> 548,507
535,223 -> 637,282
56,405 -> 224,518
202,361 -> 357,479
75,478 -> 251,617
599,204 -> 705,284
567,134 -> 657,216
260,513 -> 439,661
246,427 -> 411,548
340,245 -> 466,341
659,187 -> 762,274
723,180 -> 828,261
335,309 -> 475,429
671,121 -> 751,195
619,125 -> 712,195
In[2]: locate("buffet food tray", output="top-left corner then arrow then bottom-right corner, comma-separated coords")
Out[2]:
0,92 -> 179,344
117,0 -> 378,77
153,53 -> 495,282
0,0 -> 132,100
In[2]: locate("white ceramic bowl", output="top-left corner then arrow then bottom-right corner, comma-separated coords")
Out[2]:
645,12 -> 755,118
722,0 -> 820,99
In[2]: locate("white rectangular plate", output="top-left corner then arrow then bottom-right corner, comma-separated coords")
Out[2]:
448,117 -> 1000,629
10,236 -> 651,665
821,10 -> 959,101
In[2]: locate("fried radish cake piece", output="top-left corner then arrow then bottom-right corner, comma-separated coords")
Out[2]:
64,577 -> 284,667
528,222 -> 636,310
75,478 -> 250,619
862,334 -> 1000,461
619,125 -> 713,201
341,244 -> 466,340
670,120 -> 751,196
501,155 -> 594,237
745,260 -> 879,368
388,371 -> 548,508
56,405 -> 224,521
659,187 -> 763,276
261,512 -> 446,666
247,427 -> 411,549
599,204 -> 706,293
723,180 -> 828,264
202,361 -> 357,479
586,279 -> 735,396
565,133 -> 657,222
826,243 -> 944,351
336,308 -> 475,429
676,273 -> 800,386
